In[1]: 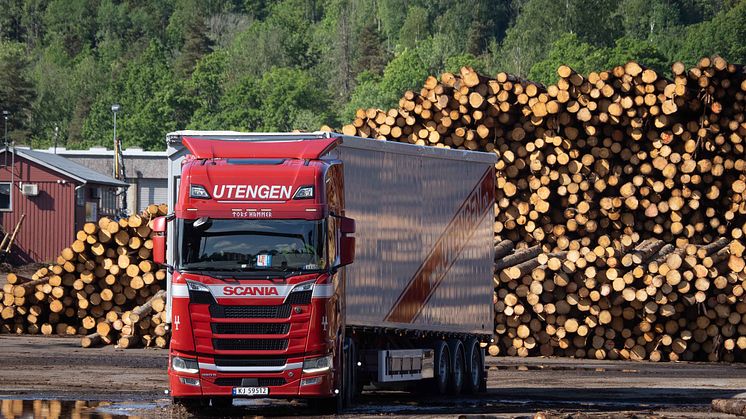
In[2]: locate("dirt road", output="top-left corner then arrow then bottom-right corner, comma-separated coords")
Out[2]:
1,335 -> 745,418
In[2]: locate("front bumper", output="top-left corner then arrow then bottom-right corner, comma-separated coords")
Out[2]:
169,353 -> 334,398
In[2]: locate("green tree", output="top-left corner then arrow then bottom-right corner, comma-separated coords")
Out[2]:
602,36 -> 668,73
353,22 -> 388,76
616,0 -> 678,40
82,42 -> 194,150
529,33 -> 668,85
0,41 -> 36,141
256,67 -> 332,131
343,71 -> 383,120
528,33 -> 607,85
175,17 -> 213,78
498,0 -> 622,76
675,1 -> 746,65
188,50 -> 228,128
43,0 -> 97,57
398,5 -> 429,49
225,0 -> 316,83
377,0 -> 406,49
433,0 -> 510,56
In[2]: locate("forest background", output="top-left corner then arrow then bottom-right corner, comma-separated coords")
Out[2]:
0,0 -> 743,150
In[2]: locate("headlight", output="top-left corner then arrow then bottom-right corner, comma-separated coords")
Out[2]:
186,281 -> 210,292
291,281 -> 314,293
303,355 -> 333,374
179,377 -> 201,386
293,186 -> 314,199
172,356 -> 199,374
190,184 -> 210,199
300,376 -> 323,386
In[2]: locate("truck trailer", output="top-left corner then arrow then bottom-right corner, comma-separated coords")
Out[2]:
153,131 -> 496,411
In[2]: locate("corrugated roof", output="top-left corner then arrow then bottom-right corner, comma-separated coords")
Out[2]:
2,148 -> 128,187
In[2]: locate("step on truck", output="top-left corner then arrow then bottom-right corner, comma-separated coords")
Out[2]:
152,131 -> 496,411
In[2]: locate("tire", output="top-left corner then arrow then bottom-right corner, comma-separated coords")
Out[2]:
348,338 -> 359,404
447,339 -> 465,395
316,337 -> 355,414
463,338 -> 484,394
432,340 -> 450,395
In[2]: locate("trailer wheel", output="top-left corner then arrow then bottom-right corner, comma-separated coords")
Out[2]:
447,339 -> 465,395
463,338 -> 483,394
432,340 -> 450,395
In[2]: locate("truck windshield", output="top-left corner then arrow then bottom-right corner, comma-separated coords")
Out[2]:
177,219 -> 326,272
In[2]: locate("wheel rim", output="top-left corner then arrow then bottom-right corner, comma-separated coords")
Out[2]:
469,346 -> 480,386
439,349 -> 448,383
453,348 -> 463,387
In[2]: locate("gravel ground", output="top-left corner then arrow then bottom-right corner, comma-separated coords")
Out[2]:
0,335 -> 745,418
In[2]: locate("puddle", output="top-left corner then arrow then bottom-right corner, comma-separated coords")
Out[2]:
0,399 -> 164,419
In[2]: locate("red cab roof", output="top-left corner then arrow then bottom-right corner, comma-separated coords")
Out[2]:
183,136 -> 341,160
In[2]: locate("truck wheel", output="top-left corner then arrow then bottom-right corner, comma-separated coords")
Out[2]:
463,338 -> 483,394
432,340 -> 450,395
447,339 -> 465,395
315,336 -> 355,414
347,338 -> 359,403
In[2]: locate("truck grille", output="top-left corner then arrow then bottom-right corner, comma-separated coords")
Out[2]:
213,338 -> 288,351
285,290 -> 312,305
211,323 -> 289,335
209,304 -> 292,319
214,356 -> 287,367
215,377 -> 286,387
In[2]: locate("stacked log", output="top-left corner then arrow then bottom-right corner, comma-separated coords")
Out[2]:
0,204 -> 170,348
338,55 -> 746,361
490,237 -> 746,362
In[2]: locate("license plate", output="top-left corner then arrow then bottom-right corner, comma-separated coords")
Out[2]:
232,387 -> 269,396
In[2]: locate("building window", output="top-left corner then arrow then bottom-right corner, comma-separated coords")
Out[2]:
0,183 -> 11,211
76,187 -> 85,206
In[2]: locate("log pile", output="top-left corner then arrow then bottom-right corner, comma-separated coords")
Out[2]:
0,204 -> 170,349
338,55 -> 746,361
490,237 -> 746,361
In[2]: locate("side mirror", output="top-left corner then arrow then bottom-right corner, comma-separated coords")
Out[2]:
339,236 -> 355,267
340,216 -> 355,234
338,216 -> 355,267
152,216 -> 168,265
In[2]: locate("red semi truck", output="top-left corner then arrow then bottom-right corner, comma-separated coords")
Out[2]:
152,131 -> 496,411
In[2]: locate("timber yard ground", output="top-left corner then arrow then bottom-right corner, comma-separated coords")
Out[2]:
1,336 -> 746,418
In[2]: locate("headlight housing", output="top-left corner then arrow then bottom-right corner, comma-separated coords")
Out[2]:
293,186 -> 314,199
172,356 -> 199,374
190,184 -> 210,199
186,281 -> 210,292
303,355 -> 333,374
290,281 -> 314,293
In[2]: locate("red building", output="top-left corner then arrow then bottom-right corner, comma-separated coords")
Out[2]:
0,148 -> 127,263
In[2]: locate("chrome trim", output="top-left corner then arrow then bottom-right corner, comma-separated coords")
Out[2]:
199,361 -> 303,373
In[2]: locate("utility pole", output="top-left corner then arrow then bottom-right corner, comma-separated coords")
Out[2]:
111,104 -> 120,179
53,125 -> 59,154
3,111 -> 9,166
